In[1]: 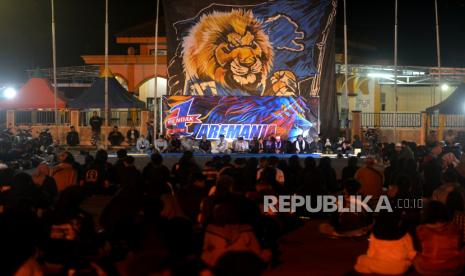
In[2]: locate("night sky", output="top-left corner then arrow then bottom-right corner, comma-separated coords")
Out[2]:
1,0 -> 465,84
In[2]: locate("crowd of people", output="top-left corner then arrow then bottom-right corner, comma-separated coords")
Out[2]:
5,127 -> 465,274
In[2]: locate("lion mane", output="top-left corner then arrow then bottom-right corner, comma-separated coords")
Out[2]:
182,9 -> 273,95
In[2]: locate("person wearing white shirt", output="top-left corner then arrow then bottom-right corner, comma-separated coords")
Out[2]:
256,156 -> 285,185
154,135 -> 168,153
136,135 -> 150,153
234,137 -> 249,153
212,134 -> 230,154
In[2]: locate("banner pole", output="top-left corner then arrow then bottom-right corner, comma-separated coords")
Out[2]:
434,0 -> 442,103
394,0 -> 398,142
153,0 -> 160,144
343,0 -> 349,139
104,0 -> 109,149
51,0 -> 59,144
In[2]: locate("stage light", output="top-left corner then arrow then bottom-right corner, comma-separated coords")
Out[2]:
367,73 -> 394,79
441,83 -> 449,92
3,87 -> 16,99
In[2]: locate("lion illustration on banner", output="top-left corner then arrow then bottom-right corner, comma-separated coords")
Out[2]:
181,9 -> 298,96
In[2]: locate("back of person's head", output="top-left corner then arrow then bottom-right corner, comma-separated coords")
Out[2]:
373,210 -> 406,240
446,190 -> 464,213
304,157 -> 316,170
260,167 -> 277,185
62,151 -> 75,164
85,154 -> 94,165
11,173 -> 34,194
214,251 -> 266,276
124,156 -> 135,166
150,152 -> 163,166
247,157 -> 258,170
443,168 -> 458,183
212,201 -> 240,225
289,155 -> 301,169
222,155 -> 232,165
234,158 -> 246,168
117,148 -> 128,159
215,175 -> 235,196
348,156 -> 358,168
422,200 -> 451,224
393,174 -> 413,197
189,172 -> 206,185
95,149 -> 108,163
266,156 -> 279,167
55,186 -> 86,213
0,168 -> 14,187
319,157 -> 331,169
343,179 -> 361,195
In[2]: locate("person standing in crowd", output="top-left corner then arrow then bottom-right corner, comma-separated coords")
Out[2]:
294,135 -> 308,154
272,136 -> 285,154
234,137 -> 249,153
154,134 -> 168,153
342,156 -> 359,182
199,134 -> 212,153
422,141 -> 444,197
66,126 -> 80,147
212,134 -> 229,154
126,125 -> 140,146
89,111 -> 103,139
142,153 -> 170,197
136,135 -> 150,153
257,156 -> 285,185
108,126 -> 124,146
32,163 -> 58,208
82,149 -> 112,195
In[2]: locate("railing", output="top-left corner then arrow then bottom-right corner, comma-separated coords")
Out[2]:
0,110 -> 6,129
360,113 -> 422,128
445,114 -> 465,128
14,110 -> 70,125
79,110 -> 141,127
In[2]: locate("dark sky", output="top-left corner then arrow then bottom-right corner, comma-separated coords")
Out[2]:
1,0 -> 465,84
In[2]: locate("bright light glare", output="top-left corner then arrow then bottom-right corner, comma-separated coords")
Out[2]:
441,84 -> 449,92
367,73 -> 394,79
3,87 -> 16,99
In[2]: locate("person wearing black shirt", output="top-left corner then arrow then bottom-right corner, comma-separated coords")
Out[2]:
126,126 -> 140,146
294,135 -> 308,154
169,134 -> 182,152
66,126 -> 80,146
249,136 -> 259,153
272,136 -> 285,154
199,135 -> 212,153
89,111 -> 103,134
108,126 -> 124,146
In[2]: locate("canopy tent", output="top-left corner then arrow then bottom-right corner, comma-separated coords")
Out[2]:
67,77 -> 145,109
426,84 -> 465,114
0,78 -> 66,109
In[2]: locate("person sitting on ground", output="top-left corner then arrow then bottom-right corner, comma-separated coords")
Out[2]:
108,126 -> 124,146
233,137 -> 249,153
341,156 -> 359,182
169,134 -> 182,152
198,134 -> 212,153
320,179 -> 373,238
421,141 -> 444,197
354,210 -> 416,275
414,201 -> 465,275
142,153 -> 170,197
212,134 -> 229,154
51,151 -> 78,192
136,135 -> 150,153
126,126 -> 140,146
256,156 -> 285,186
447,191 -> 465,243
66,126 -> 80,147
154,134 -> 168,153
294,135 -> 308,154
82,149 -> 112,195
32,163 -> 58,209
355,156 -> 383,200
433,169 -> 465,210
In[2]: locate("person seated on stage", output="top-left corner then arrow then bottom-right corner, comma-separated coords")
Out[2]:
126,125 -> 140,146
66,126 -> 80,147
181,135 -> 195,152
249,136 -> 260,153
154,134 -> 168,153
199,135 -> 212,153
324,138 -> 332,154
108,126 -> 124,146
294,135 -> 308,154
272,136 -> 285,154
136,135 -> 150,153
212,134 -> 230,154
352,135 -> 363,150
234,137 -> 249,153
169,134 -> 182,152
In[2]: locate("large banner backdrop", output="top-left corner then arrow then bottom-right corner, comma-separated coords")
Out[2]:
163,96 -> 319,140
163,0 -> 338,137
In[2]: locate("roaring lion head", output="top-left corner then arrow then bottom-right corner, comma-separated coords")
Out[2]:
182,9 -> 273,94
